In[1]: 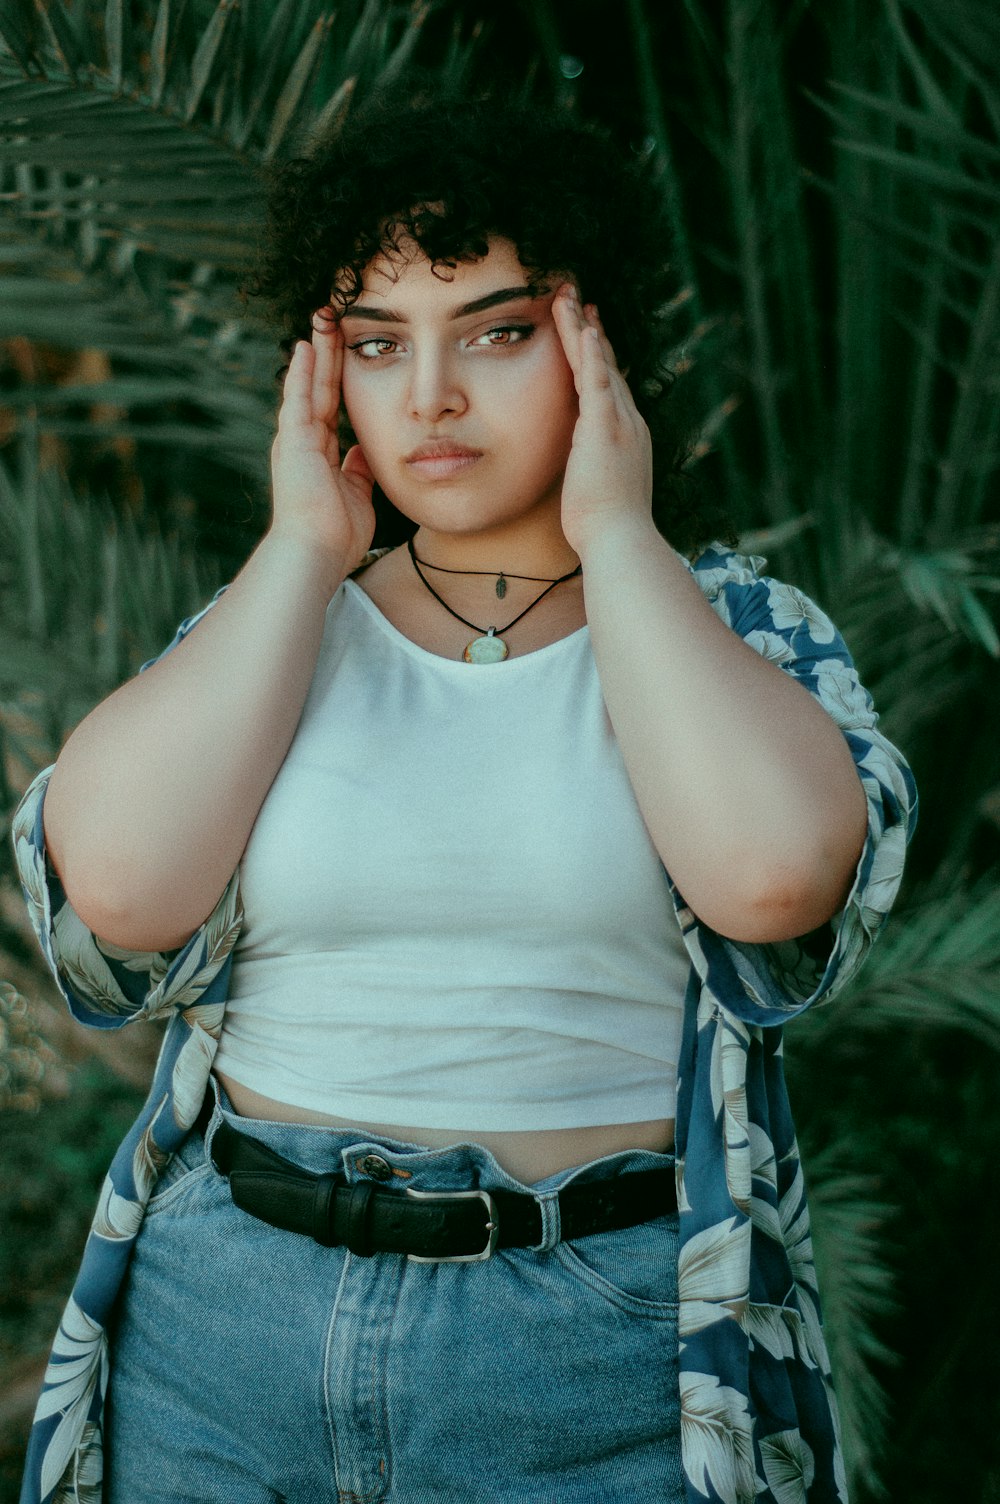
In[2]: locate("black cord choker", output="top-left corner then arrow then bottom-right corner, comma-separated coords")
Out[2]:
406,538 -> 582,663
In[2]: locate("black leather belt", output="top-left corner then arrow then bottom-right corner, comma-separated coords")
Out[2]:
198,1098 -> 676,1263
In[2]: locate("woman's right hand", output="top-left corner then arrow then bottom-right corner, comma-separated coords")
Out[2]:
268,309 -> 377,586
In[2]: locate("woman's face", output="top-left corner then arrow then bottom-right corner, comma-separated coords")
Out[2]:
338,236 -> 579,541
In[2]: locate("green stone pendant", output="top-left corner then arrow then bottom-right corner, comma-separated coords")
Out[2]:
496,573 -> 507,599
463,628 -> 509,664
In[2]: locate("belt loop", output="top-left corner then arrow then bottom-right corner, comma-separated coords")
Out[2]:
311,1173 -> 341,1247
198,1078 -> 223,1164
334,1181 -> 377,1256
533,1190 -> 561,1252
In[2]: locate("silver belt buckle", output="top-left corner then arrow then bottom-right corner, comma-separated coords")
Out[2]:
404,1186 -> 500,1262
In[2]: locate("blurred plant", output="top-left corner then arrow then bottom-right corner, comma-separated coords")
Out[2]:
0,418 -> 223,901
0,1056 -> 147,1398
0,0 -> 491,576
0,981 -> 55,1109
787,873 -> 1000,1494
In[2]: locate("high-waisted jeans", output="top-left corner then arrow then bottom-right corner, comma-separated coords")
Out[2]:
106,1080 -> 684,1502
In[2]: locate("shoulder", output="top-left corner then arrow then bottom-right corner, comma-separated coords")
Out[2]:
683,541 -> 842,648
349,547 -> 395,581
684,542 -> 769,599
682,541 -> 774,630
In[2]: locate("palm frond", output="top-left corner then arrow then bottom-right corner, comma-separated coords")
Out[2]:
803,1154 -> 900,1500
0,0 -> 474,471
792,879 -> 1000,1050
788,869 -> 1000,1494
0,421 -> 223,812
875,536 -> 1000,657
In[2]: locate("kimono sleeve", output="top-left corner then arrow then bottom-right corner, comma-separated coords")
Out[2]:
691,550 -> 918,1021
9,585 -> 243,1030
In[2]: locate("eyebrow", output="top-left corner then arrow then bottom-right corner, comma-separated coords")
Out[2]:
340,285 -> 540,324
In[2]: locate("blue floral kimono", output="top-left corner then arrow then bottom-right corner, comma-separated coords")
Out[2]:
11,545 -> 917,1504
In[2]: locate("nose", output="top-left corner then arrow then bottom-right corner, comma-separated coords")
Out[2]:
406,347 -> 468,423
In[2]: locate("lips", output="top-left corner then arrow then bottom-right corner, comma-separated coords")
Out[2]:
405,439 -> 483,479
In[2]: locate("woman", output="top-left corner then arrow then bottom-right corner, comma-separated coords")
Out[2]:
12,93 -> 916,1503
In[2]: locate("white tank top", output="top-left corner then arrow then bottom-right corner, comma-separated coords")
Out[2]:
214,577 -> 689,1129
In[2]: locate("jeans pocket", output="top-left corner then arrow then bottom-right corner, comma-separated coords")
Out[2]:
554,1209 -> 680,1316
145,1126 -> 213,1216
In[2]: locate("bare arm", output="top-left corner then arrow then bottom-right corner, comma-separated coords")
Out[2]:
42,313 -> 375,953
552,285 -> 867,943
577,516 -> 867,941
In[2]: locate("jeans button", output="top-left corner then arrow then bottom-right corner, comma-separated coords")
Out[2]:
358,1153 -> 392,1182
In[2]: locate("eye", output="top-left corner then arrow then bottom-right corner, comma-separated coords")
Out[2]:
347,337 -> 399,360
473,323 -> 535,348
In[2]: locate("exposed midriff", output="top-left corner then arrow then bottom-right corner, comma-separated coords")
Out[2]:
216,1071 -> 675,1183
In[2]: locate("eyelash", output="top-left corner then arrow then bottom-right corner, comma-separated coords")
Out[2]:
346,323 -> 536,361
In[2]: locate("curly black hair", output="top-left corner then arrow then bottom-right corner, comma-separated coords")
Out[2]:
241,89 -> 734,555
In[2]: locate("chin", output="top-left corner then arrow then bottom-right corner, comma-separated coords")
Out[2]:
383,488 -> 521,535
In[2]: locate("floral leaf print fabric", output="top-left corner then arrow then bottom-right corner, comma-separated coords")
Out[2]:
759,1429 -> 817,1504
679,1370 -> 761,1502
677,1215 -> 751,1339
31,1302 -> 106,1503
10,547 -> 917,1504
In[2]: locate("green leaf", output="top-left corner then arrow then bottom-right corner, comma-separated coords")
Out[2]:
262,13 -> 328,161
0,7 -> 42,74
10,174 -> 258,204
104,0 -> 124,91
184,0 -> 236,124
32,0 -> 84,82
149,0 -> 170,106
374,0 -> 429,89
822,80 -> 1000,165
830,136 -> 1000,202
305,71 -> 355,145
340,0 -> 384,79
230,0 -> 300,150
2,375 -> 268,418
958,590 -> 1000,658
0,80 -> 68,125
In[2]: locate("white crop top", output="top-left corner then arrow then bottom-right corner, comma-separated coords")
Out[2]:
214,577 -> 690,1129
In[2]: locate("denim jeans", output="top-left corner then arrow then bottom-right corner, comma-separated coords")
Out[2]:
106,1080 -> 684,1502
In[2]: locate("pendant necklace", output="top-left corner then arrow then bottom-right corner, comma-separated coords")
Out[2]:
406,537 -> 582,663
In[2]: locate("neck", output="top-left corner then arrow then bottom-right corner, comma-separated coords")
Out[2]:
411,521 -> 580,580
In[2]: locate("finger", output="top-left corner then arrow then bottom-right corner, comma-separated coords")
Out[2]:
326,329 -> 347,466
582,303 -> 620,368
277,340 -> 315,432
311,312 -> 342,430
583,304 -> 634,419
311,303 -> 336,334
569,289 -> 614,394
580,324 -> 614,397
550,282 -> 586,388
331,326 -> 345,426
579,301 -> 610,365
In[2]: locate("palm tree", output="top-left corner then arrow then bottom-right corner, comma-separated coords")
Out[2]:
1,2 -> 998,1499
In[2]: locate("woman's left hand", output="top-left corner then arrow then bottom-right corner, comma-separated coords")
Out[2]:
551,283 -> 654,555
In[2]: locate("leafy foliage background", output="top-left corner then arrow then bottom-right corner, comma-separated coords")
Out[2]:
1,0 -> 998,1500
